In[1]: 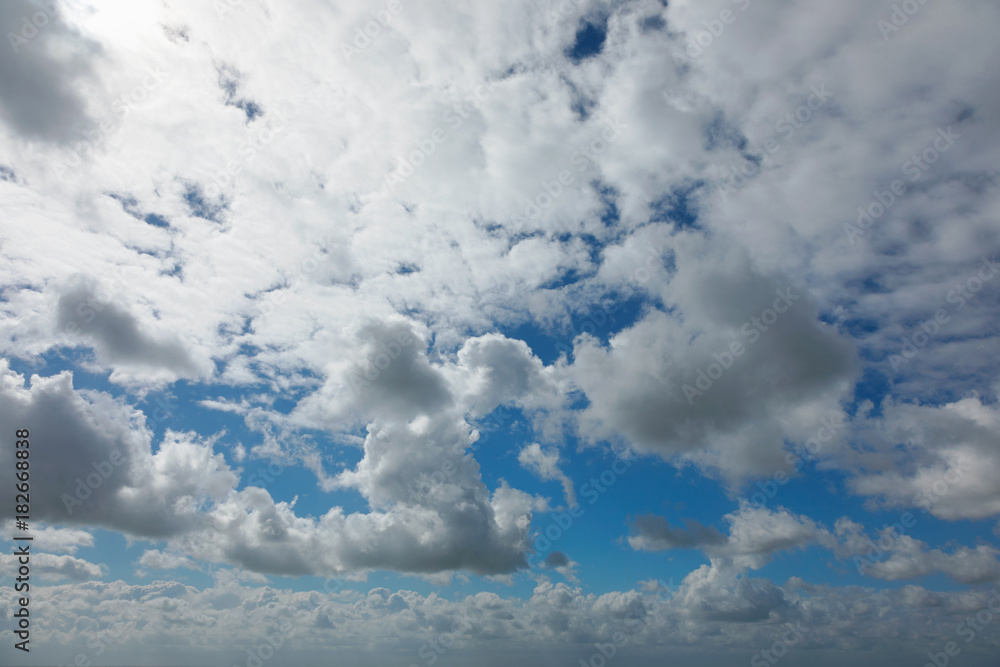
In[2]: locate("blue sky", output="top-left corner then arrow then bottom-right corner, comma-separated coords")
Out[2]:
1,0 -> 1000,665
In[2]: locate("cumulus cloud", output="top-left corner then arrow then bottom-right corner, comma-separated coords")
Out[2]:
571,237 -> 856,484
0,552 -> 103,581
0,360 -> 235,537
629,504 -> 836,571
0,524 -> 93,554
137,549 -> 199,573
632,503 -> 1000,586
627,515 -> 727,551
671,558 -> 786,622
0,0 -> 998,662
453,334 -> 565,417
541,550 -> 579,583
55,282 -> 202,380
863,540 -> 1000,585
0,361 -> 536,576
835,519 -> 1000,584
4,574 -> 1000,666
844,395 -> 1000,520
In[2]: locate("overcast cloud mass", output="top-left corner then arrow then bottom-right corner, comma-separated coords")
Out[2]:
1,0 -> 999,665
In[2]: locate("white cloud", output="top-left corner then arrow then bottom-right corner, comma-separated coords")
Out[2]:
137,549 -> 199,573
671,557 -> 786,622
519,442 -> 576,508
629,503 -> 834,570
55,281 -> 203,380
0,360 -> 235,536
0,1 -> 998,662
0,552 -> 103,581
0,360 -> 536,576
835,519 -> 1000,585
844,395 -> 1000,520
571,238 -> 856,484
15,571 -> 993,665
0,524 -> 93,554
863,540 -> 1000,585
632,503 -> 1000,586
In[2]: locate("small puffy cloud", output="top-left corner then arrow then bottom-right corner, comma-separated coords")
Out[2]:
629,503 -> 834,569
137,549 -> 199,573
723,504 -> 836,558
453,334 -> 564,418
0,552 -> 102,581
633,505 -> 1000,586
627,515 -> 727,551
0,524 -> 93,554
543,551 -> 569,567
518,442 -> 576,507
291,317 -> 450,428
541,550 -> 579,583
